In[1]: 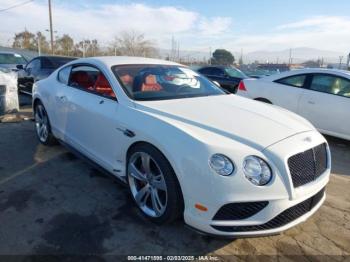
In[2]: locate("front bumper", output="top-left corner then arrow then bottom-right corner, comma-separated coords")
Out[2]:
182,131 -> 330,237
184,178 -> 327,237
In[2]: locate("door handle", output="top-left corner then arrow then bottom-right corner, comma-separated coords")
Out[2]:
307,100 -> 315,105
99,100 -> 104,104
116,127 -> 135,137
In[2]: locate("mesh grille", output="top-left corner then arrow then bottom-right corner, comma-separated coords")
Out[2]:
213,201 -> 268,221
288,143 -> 327,188
212,187 -> 325,232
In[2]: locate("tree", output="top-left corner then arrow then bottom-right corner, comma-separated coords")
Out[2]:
88,39 -> 99,57
111,31 -> 159,58
12,30 -> 36,50
56,34 -> 74,56
210,49 -> 235,65
35,32 -> 50,54
302,60 -> 321,68
74,39 -> 101,57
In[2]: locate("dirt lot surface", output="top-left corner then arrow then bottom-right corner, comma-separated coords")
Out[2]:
0,99 -> 349,261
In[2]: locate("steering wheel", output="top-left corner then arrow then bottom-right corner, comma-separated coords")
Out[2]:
175,85 -> 191,94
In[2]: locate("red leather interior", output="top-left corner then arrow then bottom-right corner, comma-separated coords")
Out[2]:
71,71 -> 94,89
141,75 -> 162,92
94,74 -> 116,97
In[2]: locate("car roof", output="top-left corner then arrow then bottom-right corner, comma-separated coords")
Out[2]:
199,65 -> 230,69
70,56 -> 182,68
0,51 -> 23,56
198,65 -> 242,71
264,68 -> 350,81
34,55 -> 77,60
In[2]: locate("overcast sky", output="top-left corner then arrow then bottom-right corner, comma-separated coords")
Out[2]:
1,0 -> 350,53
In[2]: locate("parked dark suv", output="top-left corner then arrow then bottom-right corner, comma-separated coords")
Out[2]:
197,66 -> 247,93
17,56 -> 76,95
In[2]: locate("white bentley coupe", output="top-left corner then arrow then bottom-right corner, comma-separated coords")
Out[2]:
236,68 -> 350,141
32,57 -> 330,237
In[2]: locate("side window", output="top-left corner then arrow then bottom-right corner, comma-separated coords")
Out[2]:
69,65 -> 116,99
310,74 -> 350,98
198,68 -> 211,75
26,59 -> 40,73
275,75 -> 306,87
57,66 -> 71,85
210,68 -> 225,77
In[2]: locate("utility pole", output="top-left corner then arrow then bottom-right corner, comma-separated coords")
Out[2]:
339,56 -> 344,69
83,41 -> 86,58
288,48 -> 292,66
48,0 -> 54,54
209,47 -> 212,65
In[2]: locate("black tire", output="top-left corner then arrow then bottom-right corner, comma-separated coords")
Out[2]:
34,101 -> 57,146
254,98 -> 272,104
127,143 -> 184,224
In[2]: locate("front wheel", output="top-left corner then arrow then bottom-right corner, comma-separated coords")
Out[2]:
127,144 -> 183,224
34,102 -> 57,145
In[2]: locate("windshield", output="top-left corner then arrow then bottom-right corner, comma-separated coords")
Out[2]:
225,67 -> 247,78
0,53 -> 26,65
112,64 -> 225,101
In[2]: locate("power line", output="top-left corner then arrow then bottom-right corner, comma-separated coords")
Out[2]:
0,0 -> 34,12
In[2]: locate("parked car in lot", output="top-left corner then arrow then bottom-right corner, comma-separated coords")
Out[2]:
0,68 -> 19,114
32,56 -> 330,237
17,55 -> 76,95
237,68 -> 350,141
0,51 -> 27,71
197,65 -> 247,93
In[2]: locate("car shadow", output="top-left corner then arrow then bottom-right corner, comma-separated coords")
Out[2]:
0,123 -> 232,256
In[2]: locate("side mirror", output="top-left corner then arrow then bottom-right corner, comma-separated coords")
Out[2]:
16,64 -> 24,70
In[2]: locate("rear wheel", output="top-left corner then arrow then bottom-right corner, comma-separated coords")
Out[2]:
34,102 -> 57,145
127,144 -> 183,224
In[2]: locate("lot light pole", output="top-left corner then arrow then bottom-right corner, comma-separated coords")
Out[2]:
37,36 -> 41,56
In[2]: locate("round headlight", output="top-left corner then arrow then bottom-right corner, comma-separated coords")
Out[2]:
209,154 -> 234,176
243,156 -> 272,186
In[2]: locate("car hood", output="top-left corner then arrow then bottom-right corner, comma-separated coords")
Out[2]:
134,94 -> 315,150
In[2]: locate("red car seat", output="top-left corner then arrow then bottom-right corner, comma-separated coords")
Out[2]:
141,74 -> 162,92
70,71 -> 94,89
94,74 -> 116,98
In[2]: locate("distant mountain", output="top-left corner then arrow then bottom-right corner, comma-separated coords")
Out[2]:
243,47 -> 347,64
160,47 -> 347,65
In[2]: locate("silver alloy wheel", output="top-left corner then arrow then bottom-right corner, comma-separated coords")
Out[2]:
35,104 -> 49,143
128,152 -> 168,217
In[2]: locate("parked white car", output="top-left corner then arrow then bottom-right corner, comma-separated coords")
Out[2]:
0,68 -> 19,114
32,57 -> 330,237
237,68 -> 350,140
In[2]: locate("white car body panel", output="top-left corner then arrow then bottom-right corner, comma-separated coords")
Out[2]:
32,57 -> 330,236
237,68 -> 350,140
